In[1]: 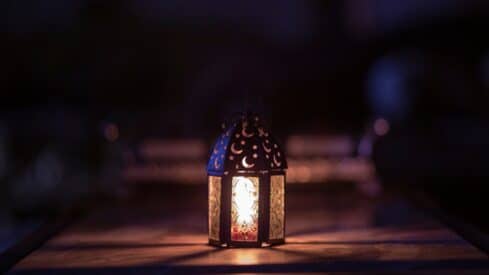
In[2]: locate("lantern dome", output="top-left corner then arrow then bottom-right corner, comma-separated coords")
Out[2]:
207,114 -> 287,175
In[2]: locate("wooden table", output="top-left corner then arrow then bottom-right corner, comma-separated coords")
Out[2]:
9,184 -> 489,274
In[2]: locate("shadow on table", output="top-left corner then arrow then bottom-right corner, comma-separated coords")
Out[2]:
39,237 -> 466,252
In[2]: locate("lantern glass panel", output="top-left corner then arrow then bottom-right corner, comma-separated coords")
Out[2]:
269,175 -> 285,240
231,176 -> 259,242
208,176 -> 221,241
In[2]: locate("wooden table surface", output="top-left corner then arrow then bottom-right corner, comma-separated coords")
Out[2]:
9,184 -> 489,274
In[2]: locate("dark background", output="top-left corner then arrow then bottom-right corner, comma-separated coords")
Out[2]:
1,0 -> 489,257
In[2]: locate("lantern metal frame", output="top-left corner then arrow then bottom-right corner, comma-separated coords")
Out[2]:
207,114 -> 287,248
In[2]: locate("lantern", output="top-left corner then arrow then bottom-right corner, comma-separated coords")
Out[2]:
207,114 -> 287,247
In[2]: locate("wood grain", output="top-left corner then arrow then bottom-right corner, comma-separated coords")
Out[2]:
9,185 -> 489,274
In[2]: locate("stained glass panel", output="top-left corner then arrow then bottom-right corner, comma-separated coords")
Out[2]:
208,176 -> 221,241
269,175 -> 285,240
231,176 -> 259,241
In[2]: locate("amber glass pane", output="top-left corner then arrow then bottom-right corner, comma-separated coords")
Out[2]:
269,175 -> 285,240
208,176 -> 221,241
231,176 -> 259,241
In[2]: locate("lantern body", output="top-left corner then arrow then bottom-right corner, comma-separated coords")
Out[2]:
207,114 -> 287,247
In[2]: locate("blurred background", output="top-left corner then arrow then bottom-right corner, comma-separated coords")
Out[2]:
2,0 -> 489,255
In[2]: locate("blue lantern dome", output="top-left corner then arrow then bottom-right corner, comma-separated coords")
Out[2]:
207,114 -> 287,175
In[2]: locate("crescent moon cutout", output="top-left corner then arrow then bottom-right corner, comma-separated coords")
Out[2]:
230,143 -> 243,154
273,154 -> 282,167
214,157 -> 221,169
242,156 -> 255,168
242,127 -> 254,138
262,142 -> 272,153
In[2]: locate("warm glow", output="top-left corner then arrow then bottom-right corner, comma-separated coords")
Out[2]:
208,176 -> 221,241
234,177 -> 256,224
231,176 -> 259,241
269,175 -> 285,240
231,249 -> 260,265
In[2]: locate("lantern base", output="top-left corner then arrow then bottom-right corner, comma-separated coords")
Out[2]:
208,239 -> 285,248
208,239 -> 227,247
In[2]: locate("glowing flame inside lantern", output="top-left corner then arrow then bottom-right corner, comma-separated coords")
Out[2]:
231,176 -> 259,241
234,177 -> 256,224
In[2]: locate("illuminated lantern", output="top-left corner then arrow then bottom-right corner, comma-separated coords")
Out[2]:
207,114 -> 287,247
